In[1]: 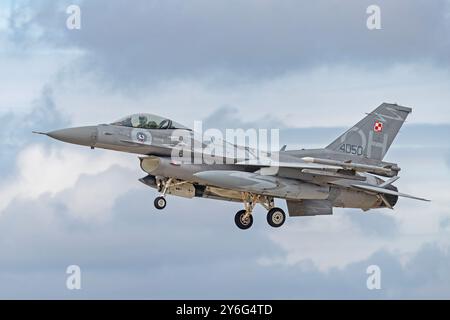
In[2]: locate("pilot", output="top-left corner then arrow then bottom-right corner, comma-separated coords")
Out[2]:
137,115 -> 147,128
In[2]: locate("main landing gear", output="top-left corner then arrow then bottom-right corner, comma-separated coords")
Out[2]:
153,177 -> 173,210
266,207 -> 286,228
235,210 -> 253,230
234,193 -> 286,230
152,180 -> 286,229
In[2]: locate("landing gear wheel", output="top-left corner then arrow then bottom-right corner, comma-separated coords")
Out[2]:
154,196 -> 167,210
235,210 -> 253,230
267,207 -> 286,228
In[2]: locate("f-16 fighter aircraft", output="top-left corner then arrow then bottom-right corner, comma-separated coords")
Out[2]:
34,103 -> 429,229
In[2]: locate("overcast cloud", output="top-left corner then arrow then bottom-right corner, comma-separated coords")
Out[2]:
10,0 -> 450,82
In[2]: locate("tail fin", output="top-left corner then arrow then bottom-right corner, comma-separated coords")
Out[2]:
325,103 -> 412,161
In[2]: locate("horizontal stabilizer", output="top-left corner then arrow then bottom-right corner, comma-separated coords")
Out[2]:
379,176 -> 400,188
351,184 -> 430,202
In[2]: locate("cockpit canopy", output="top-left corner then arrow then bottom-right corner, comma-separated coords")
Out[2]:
111,113 -> 189,130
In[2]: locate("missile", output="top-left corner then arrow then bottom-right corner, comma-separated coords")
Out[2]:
301,157 -> 398,177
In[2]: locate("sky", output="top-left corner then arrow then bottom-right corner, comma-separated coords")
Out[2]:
0,0 -> 450,299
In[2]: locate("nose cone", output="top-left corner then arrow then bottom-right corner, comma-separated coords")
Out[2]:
47,126 -> 98,147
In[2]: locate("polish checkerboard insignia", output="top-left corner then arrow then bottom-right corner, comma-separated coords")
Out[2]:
374,121 -> 383,133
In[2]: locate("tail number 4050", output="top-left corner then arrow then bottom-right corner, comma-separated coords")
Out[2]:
339,143 -> 364,156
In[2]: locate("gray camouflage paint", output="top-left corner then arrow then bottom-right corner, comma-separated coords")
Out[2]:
37,103 -> 427,224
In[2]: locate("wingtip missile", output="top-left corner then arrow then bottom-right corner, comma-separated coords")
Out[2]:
301,157 -> 397,177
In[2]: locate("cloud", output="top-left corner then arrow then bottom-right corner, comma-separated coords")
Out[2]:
57,165 -> 140,221
0,182 -> 449,299
1,0 -> 450,299
264,212 -> 396,271
280,124 -> 450,150
5,1 -> 450,128
0,84 -> 138,215
0,79 -> 448,298
203,105 -> 286,130
34,65 -> 450,130
0,119 -> 448,299
0,86 -> 67,171
0,86 -> 65,144
0,143 -> 135,214
346,211 -> 399,238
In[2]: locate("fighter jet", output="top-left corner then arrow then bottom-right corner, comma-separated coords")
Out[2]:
34,103 -> 429,229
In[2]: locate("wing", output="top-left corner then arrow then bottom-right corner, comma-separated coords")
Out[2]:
193,170 -> 430,205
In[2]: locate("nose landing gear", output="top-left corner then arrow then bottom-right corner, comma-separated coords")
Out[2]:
154,196 -> 167,210
153,178 -> 173,210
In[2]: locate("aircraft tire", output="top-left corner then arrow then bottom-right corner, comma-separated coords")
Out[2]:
154,196 -> 167,210
267,207 -> 286,228
234,210 -> 253,230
